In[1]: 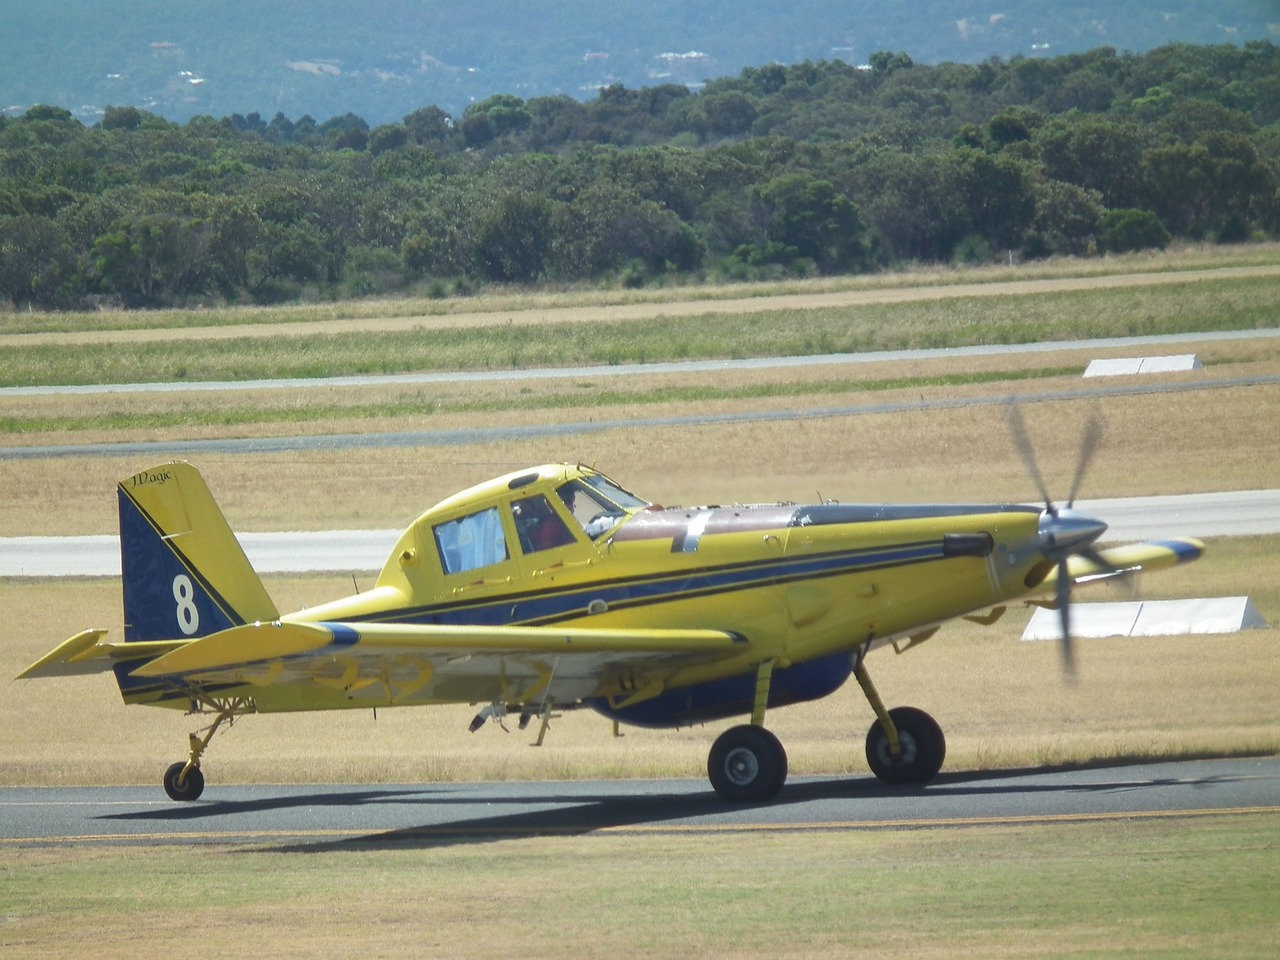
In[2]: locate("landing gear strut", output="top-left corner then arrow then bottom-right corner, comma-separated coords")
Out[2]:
162,696 -> 254,801
702,655 -> 948,802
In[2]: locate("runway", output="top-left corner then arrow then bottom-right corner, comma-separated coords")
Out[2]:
2,757 -> 1275,848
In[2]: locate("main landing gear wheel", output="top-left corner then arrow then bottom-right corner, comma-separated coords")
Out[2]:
865,707 -> 946,785
163,761 -> 205,801
707,724 -> 788,803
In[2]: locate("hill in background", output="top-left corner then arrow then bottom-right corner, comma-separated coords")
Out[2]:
4,0 -> 1277,125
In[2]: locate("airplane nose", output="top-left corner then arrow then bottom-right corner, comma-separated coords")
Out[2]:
1039,509 -> 1108,560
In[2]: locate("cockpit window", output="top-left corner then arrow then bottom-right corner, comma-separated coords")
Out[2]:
557,475 -> 645,539
580,473 -> 648,510
511,494 -> 576,554
433,507 -> 509,575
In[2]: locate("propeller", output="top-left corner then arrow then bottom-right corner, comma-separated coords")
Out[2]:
1007,404 -> 1116,681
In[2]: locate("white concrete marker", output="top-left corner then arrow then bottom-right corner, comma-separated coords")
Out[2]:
1084,355 -> 1203,377
1023,596 -> 1267,640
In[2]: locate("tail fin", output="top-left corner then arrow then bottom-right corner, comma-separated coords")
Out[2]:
118,462 -> 278,642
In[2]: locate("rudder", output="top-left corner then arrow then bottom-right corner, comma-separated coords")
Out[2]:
118,462 -> 278,642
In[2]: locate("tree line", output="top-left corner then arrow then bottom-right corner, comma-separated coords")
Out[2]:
1,41 -> 1277,310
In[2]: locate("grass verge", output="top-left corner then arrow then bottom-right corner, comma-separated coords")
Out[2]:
2,273 -> 1278,387
4,368 -> 1277,534
3,815 -> 1277,958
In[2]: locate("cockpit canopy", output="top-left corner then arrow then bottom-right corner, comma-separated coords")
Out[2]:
381,464 -> 649,588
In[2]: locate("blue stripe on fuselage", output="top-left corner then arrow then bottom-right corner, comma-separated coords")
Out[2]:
348,539 -> 947,629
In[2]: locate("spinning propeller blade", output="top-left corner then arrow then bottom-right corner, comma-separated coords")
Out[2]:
1065,413 -> 1105,509
1009,404 -> 1110,682
1007,404 -> 1053,511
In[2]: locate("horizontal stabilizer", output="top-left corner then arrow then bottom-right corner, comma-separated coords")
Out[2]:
17,629 -> 188,679
131,621 -> 336,677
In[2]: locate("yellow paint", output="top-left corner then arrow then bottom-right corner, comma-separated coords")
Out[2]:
17,461 -> 1205,784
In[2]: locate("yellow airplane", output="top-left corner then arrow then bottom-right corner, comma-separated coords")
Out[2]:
18,420 -> 1203,803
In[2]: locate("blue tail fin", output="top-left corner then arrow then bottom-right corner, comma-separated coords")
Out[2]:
118,463 -> 278,642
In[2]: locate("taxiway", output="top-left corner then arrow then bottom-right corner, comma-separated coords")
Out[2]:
2,757 -> 1275,848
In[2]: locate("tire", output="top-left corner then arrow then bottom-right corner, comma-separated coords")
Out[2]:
707,724 -> 788,803
163,761 -> 205,801
864,707 -> 946,785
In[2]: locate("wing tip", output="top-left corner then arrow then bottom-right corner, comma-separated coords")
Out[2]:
1154,538 -> 1206,564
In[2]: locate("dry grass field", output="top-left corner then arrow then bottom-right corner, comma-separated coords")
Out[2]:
0,813 -> 1272,960
3,815 -> 1277,960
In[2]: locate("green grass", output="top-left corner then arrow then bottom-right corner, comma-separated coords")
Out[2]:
3,815 -> 1276,958
3,275 -> 1278,388
5,242 -> 1276,337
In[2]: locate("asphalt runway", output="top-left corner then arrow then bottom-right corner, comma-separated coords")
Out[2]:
2,757 -> 1275,848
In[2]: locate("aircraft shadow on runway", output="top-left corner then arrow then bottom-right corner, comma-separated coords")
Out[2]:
93,762 -> 1242,852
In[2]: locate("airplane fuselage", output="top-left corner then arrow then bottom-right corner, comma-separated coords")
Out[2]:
248,484 -> 1047,723
21,458 -> 1202,803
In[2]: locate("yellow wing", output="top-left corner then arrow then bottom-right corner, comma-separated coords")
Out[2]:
1038,537 -> 1204,592
127,620 -> 747,709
